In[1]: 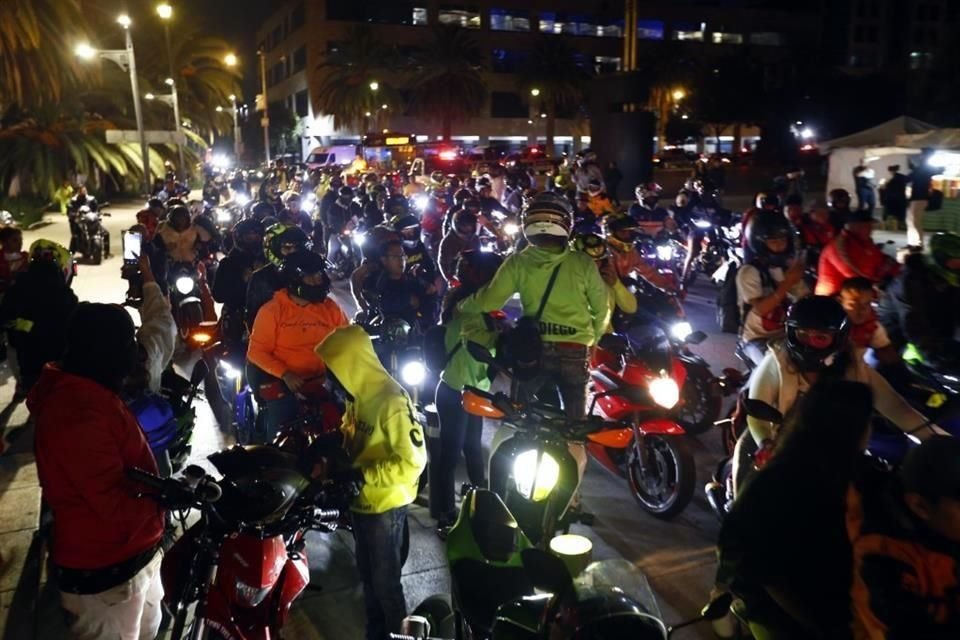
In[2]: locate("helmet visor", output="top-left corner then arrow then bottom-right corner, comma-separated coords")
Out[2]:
795,328 -> 837,350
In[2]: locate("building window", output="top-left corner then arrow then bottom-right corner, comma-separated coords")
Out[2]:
290,2 -> 305,31
673,23 -> 705,41
413,7 -> 428,25
490,9 -> 530,32
749,32 -> 783,46
637,20 -> 665,40
594,56 -> 622,73
491,49 -> 528,73
295,90 -> 309,118
293,46 -> 306,73
490,92 -> 527,118
271,61 -> 285,85
271,25 -> 282,48
597,20 -> 623,38
538,12 -> 595,36
712,32 -> 743,44
439,6 -> 480,28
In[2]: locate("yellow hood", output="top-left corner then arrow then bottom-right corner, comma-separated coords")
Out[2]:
315,324 -> 401,400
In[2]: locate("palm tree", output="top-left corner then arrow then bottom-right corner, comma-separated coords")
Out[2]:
521,37 -> 590,157
314,26 -> 401,133
410,26 -> 487,141
0,0 -> 91,107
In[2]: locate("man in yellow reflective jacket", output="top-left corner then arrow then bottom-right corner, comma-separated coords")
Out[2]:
315,325 -> 427,640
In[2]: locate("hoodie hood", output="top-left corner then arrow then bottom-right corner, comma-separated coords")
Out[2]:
315,325 -> 401,399
27,364 -> 114,415
520,244 -> 570,267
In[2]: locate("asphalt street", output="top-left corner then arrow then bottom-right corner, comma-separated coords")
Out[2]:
22,201 -> 743,639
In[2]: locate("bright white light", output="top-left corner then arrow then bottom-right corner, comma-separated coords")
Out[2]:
353,231 -> 367,247
400,360 -> 427,387
412,193 -> 429,210
694,219 -> 712,229
145,93 -> 156,100
117,14 -> 132,28
256,171 -> 265,179
513,450 -> 560,501
649,375 -> 680,409
235,194 -> 250,207
75,43 -> 97,60
656,244 -> 674,261
157,4 -> 173,20
165,78 -> 174,87
212,154 -> 230,170
670,321 -> 693,341
480,243 -> 495,253
218,360 -> 241,380
369,81 -> 379,91
504,222 -> 520,236
928,151 -> 960,169
224,53 -> 238,67
800,127 -> 814,139
175,276 -> 195,295
302,193 -> 316,207
216,209 -> 232,222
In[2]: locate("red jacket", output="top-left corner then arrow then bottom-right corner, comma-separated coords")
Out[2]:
815,231 -> 899,296
28,365 -> 163,570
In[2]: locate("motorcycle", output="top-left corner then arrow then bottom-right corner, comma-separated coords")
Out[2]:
364,315 -> 430,406
168,263 -> 206,340
129,359 -> 208,476
327,223 -> 361,280
462,342 -> 605,546
587,327 -> 700,518
394,488 -> 732,640
72,203 -> 111,264
128,440 -> 354,640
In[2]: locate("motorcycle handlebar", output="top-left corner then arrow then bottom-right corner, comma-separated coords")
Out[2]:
126,467 -> 222,505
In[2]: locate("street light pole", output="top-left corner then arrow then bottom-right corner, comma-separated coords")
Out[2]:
259,50 -> 271,166
120,19 -> 151,195
168,79 -> 186,177
230,95 -> 242,159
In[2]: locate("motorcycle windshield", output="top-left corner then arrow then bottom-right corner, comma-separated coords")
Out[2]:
574,559 -> 662,620
624,323 -> 673,372
208,446 -> 310,524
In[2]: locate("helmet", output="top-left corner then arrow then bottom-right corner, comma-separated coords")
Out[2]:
454,209 -> 478,231
828,188 -> 851,209
279,251 -> 330,303
635,182 -> 662,202
785,296 -> 850,372
263,223 -> 309,266
233,218 -> 265,244
521,193 -> 573,239
281,190 -> 301,205
384,194 -> 409,218
463,197 -> 481,213
755,192 -> 780,210
338,186 -> 354,200
744,210 -> 795,266
251,200 -> 275,220
477,176 -> 492,190
455,250 -> 503,289
430,170 -> 445,185
391,213 -> 421,249
453,188 -> 471,206
29,239 -> 72,283
930,232 -> 960,281
574,232 -> 609,260
147,197 -> 164,210
606,216 -> 641,254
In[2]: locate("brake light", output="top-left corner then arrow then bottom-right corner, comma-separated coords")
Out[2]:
438,149 -> 458,161
190,332 -> 213,345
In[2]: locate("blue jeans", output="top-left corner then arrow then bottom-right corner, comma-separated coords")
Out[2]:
352,507 -> 409,640
259,391 -> 298,443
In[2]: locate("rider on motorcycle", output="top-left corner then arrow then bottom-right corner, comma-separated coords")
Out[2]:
245,224 -> 310,328
390,212 -> 439,291
575,232 -> 636,334
815,209 -> 898,296
247,251 -> 348,438
67,186 -> 110,256
828,188 -> 854,234
278,191 -> 313,235
629,183 -> 675,237
213,219 -> 266,343
360,239 -> 435,330
155,205 -> 213,264
438,210 -> 482,284
878,232 -> 960,367
736,210 -> 808,367
325,186 -> 360,260
605,216 -> 676,291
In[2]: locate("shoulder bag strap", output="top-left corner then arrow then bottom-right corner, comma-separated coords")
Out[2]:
534,262 -> 564,322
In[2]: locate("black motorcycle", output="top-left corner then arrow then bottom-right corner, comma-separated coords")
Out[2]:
167,262 -> 205,340
72,203 -> 111,264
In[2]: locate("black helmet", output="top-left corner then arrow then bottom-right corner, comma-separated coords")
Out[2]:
785,296 -> 850,372
744,210 -> 795,266
391,213 -> 421,249
279,251 -> 330,302
463,197 -> 481,213
384,194 -> 409,218
233,218 -> 264,244
147,197 -> 164,210
264,224 -> 309,266
828,188 -> 851,209
455,250 -> 503,289
453,188 -> 472,206
606,216 -> 640,253
454,209 -> 478,231
338,186 -> 354,200
755,192 -> 780,210
252,200 -> 276,221
574,232 -> 609,260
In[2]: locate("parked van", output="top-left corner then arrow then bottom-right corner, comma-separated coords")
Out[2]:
305,145 -> 358,170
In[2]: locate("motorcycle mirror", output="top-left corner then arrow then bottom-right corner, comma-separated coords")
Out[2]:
466,341 -> 495,365
701,592 -> 734,620
190,359 -> 209,386
743,398 -> 783,424
685,331 -> 708,345
521,548 -> 575,598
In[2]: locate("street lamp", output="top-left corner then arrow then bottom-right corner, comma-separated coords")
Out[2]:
672,88 -> 686,102
75,16 -> 151,195
369,81 -> 379,92
530,88 -> 540,97
225,53 -> 238,67
156,3 -> 173,19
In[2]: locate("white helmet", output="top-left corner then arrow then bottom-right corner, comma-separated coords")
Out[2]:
521,193 -> 572,239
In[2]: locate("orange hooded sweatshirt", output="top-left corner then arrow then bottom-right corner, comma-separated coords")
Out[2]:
247,289 -> 349,378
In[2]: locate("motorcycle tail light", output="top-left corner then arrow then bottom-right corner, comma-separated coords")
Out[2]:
234,577 -> 272,607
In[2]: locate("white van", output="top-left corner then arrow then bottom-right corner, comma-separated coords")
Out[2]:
305,145 -> 358,170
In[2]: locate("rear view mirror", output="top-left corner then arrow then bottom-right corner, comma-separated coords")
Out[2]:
743,398 -> 783,424
466,341 -> 495,365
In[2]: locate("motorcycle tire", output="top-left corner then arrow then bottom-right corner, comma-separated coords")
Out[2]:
89,237 -> 103,265
676,365 -> 722,435
413,594 -> 456,639
627,434 -> 695,519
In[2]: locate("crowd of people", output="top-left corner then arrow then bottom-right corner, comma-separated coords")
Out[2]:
4,144 -> 960,640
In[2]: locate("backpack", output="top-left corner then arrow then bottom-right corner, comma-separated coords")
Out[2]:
715,262 -> 741,334
423,323 -> 461,374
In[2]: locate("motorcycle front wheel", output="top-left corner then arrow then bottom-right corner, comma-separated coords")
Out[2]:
676,365 -> 722,435
89,237 -> 103,265
627,434 -> 695,519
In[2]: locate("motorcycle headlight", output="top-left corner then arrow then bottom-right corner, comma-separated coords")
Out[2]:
175,276 -> 195,295
400,360 -> 427,387
216,209 -> 232,222
218,360 -> 241,380
412,194 -> 428,211
234,577 -> 271,607
504,222 -> 520,237
235,194 -> 250,207
649,375 -> 680,409
670,321 -> 693,342
694,219 -> 712,229
513,449 -> 560,502
480,242 -> 495,253
656,244 -> 674,261
354,231 -> 367,247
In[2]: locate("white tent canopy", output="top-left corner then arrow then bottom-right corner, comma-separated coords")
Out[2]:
822,116 -> 937,204
896,128 -> 960,149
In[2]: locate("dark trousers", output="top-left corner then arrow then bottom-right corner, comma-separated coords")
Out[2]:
352,507 -> 409,640
432,381 -> 485,522
521,342 -> 590,419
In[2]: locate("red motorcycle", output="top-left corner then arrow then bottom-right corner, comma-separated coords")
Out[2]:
587,324 -> 701,518
129,435 -> 354,640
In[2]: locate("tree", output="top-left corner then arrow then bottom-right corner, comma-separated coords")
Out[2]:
521,37 -> 590,157
0,0 -> 91,107
314,26 -> 401,133
409,26 -> 487,141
